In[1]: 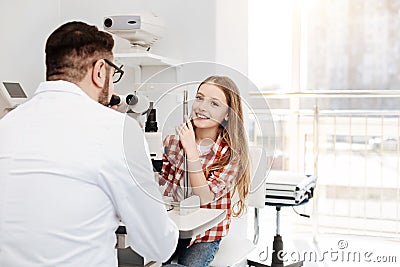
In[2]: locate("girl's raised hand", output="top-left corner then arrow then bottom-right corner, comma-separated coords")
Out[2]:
176,115 -> 198,160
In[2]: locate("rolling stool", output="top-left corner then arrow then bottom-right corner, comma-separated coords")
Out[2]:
248,199 -> 312,267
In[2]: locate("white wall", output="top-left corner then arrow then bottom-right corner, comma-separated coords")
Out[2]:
216,0 -> 250,238
0,0 -> 218,100
216,0 -> 248,76
0,0 -> 61,107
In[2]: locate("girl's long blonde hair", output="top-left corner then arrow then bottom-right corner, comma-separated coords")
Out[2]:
199,76 -> 250,217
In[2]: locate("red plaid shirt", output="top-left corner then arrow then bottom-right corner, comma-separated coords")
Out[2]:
160,134 -> 239,243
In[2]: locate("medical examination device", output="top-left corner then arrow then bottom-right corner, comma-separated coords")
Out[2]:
1,82 -> 28,108
103,13 -> 167,171
183,89 -> 189,198
109,93 -> 163,171
109,93 -> 150,114
103,14 -> 164,50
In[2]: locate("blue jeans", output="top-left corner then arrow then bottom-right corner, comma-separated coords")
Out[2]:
163,238 -> 221,267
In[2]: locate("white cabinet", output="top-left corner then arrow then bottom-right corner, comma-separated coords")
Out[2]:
114,52 -> 179,67
114,51 -> 180,86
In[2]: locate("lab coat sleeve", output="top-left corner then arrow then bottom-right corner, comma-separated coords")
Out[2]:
98,117 -> 178,262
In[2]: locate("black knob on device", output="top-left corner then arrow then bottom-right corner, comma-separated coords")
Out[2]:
145,109 -> 158,132
109,95 -> 121,106
126,94 -> 138,106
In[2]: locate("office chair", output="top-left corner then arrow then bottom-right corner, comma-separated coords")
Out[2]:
211,158 -> 315,267
246,204 -> 306,267
247,171 -> 316,267
210,146 -> 267,267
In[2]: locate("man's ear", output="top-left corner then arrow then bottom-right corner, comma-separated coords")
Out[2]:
92,59 -> 107,88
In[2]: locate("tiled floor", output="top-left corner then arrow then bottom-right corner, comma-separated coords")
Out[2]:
238,207 -> 400,267
246,233 -> 399,267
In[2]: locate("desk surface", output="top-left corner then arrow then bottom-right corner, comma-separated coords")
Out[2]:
118,208 -> 226,239
169,208 -> 226,239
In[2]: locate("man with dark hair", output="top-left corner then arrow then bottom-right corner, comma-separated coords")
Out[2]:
0,21 -> 178,266
45,21 -> 116,105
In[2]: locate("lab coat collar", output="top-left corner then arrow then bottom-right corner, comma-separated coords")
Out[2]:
34,80 -> 91,99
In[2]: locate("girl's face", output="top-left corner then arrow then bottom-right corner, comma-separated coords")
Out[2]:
191,83 -> 229,130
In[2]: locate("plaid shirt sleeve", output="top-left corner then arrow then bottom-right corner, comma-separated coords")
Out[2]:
159,135 -> 173,186
160,135 -> 184,201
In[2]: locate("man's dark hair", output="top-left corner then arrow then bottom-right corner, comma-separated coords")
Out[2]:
45,21 -> 114,83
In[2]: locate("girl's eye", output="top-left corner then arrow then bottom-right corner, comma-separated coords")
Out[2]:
195,95 -> 203,101
211,101 -> 220,107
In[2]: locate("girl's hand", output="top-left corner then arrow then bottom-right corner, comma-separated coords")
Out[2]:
176,116 -> 198,160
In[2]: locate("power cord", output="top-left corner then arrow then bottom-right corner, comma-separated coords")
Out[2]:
292,206 -> 310,218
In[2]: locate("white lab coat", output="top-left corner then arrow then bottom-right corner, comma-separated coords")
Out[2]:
0,81 -> 178,267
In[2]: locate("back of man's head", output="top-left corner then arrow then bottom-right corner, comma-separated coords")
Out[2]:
45,21 -> 114,84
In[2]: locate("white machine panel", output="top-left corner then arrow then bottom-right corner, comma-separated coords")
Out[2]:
1,82 -> 27,108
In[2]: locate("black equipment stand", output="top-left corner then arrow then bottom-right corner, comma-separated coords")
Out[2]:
247,206 -> 304,267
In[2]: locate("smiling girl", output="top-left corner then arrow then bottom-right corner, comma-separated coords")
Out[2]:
160,76 -> 250,267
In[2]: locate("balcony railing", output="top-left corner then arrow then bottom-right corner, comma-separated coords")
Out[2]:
248,90 -> 400,239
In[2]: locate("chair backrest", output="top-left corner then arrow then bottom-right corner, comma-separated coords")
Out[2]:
225,146 -> 267,240
247,146 -> 267,208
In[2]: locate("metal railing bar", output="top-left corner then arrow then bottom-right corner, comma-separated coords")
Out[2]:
397,117 -> 400,235
316,213 -> 400,222
249,90 -> 400,98
252,109 -> 400,116
249,98 -> 400,236
363,116 -> 368,235
348,115 -> 353,231
380,115 -> 384,233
